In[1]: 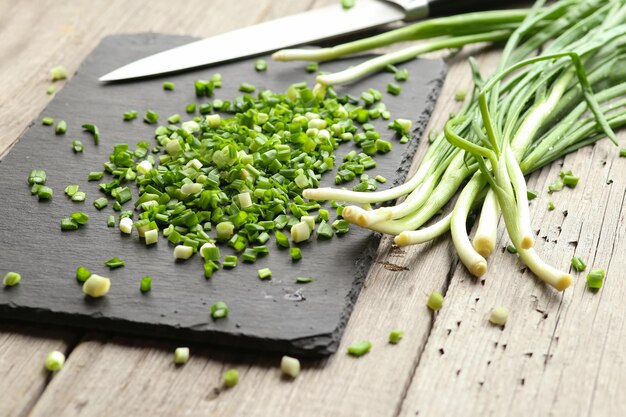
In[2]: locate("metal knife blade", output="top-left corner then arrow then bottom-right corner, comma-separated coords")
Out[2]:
99,0 -> 427,82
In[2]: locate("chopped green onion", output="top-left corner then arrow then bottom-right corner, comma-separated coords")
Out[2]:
185,103 -> 196,113
275,231 -> 290,248
37,186 -> 53,200
72,140 -> 84,153
587,269 -> 605,289
280,356 -> 301,378
489,307 -> 509,326
620,148 -> 626,158
45,350 -> 65,372
163,81 -> 175,91
394,68 -> 409,82
76,266 -> 91,282
107,215 -> 115,227
64,185 -> 78,196
60,217 -> 78,231
143,110 -> 159,124
548,201 -> 555,211
82,124 -> 99,145
341,0 -> 355,9
55,120 -> 67,135
82,274 -> 111,298
210,301 -> 229,319
427,291 -> 444,311
167,114 -> 181,124
527,190 -> 538,200
290,221 -> 311,243
317,220 -> 334,239
548,179 -> 564,193
123,110 -> 138,121
119,217 -> 133,234
375,175 -> 387,183
223,369 -> 239,388
454,90 -> 467,101
562,174 -> 579,188
173,245 -> 193,260
306,62 -> 319,73
255,59 -> 268,72
87,171 -> 103,181
50,65 -> 68,81
200,243 -> 220,261
388,330 -> 404,344
93,197 -> 108,210
28,169 -> 47,185
387,83 -> 401,95
70,211 -> 89,225
3,272 -> 21,287
257,268 -> 272,280
571,256 -> 587,272
144,229 -> 158,245
295,277 -> 313,283
104,257 -> 125,269
239,83 -> 256,93
290,247 -> 302,261
223,255 -> 238,269
347,340 -> 371,357
47,86 -> 56,95
174,347 -> 189,364
506,245 -> 517,254
42,117 -> 54,126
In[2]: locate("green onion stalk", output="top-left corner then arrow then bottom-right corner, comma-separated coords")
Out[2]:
302,0 -> 626,291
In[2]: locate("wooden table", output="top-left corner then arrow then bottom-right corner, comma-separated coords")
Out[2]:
1,1 -> 625,416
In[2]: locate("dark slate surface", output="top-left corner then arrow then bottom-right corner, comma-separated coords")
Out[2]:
0,33 -> 446,356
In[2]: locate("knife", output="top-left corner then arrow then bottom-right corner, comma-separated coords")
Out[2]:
99,0 -> 504,82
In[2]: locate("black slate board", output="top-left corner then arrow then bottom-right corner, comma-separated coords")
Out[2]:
0,33 -> 446,356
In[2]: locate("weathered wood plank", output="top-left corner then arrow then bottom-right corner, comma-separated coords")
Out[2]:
398,102 -> 626,416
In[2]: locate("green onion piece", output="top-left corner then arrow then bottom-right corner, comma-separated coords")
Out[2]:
143,110 -> 159,124
275,231 -> 290,248
548,201 -> 555,211
60,217 -> 79,231
216,221 -> 235,240
50,65 -> 68,81
587,269 -> 605,289
562,174 -> 580,188
107,215 -> 115,227
506,245 -> 517,254
76,266 -> 91,282
389,330 -> 404,344
571,256 -> 587,272
37,186 -> 53,200
123,110 -> 138,121
387,83 -> 401,96
55,120 -> 67,135
620,148 -> 626,158
3,272 -> 21,286
185,103 -> 196,113
88,171 -> 104,181
255,59 -> 268,72
94,197 -> 108,210
163,81 -> 175,91
70,211 -> 89,225
394,68 -> 409,82
47,86 -> 56,95
527,190 -> 539,200
72,140 -> 84,153
332,219 -> 350,234
306,63 -> 319,73
295,277 -> 313,283
104,257 -> 125,269
347,341 -> 371,357
82,274 -> 111,298
173,347 -> 189,364
281,356 -> 301,378
167,113 -> 181,124
42,117 -> 54,126
28,169 -> 47,185
317,220 -> 334,239
375,175 -> 387,183
223,369 -> 239,388
140,276 -> 152,293
82,124 -> 99,145
45,350 -> 65,372
64,185 -> 78,197
454,90 -> 467,101
239,83 -> 256,93
223,255 -> 238,269
489,307 -> 509,326
341,0 -> 355,9
257,268 -> 272,280
200,243 -> 220,261
210,301 -> 229,319
290,247 -> 302,261
427,291 -> 444,311
548,179 -> 564,193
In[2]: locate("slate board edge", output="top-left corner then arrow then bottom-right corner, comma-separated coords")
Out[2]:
0,33 -> 447,357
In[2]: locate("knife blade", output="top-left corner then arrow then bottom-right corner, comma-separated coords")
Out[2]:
99,0 -> 503,82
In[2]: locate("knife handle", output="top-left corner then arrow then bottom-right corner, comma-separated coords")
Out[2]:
427,0 -> 521,18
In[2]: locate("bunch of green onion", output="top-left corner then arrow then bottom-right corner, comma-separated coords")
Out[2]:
289,0 -> 626,291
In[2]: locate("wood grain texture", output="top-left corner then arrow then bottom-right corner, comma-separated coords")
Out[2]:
2,0 -> 626,416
